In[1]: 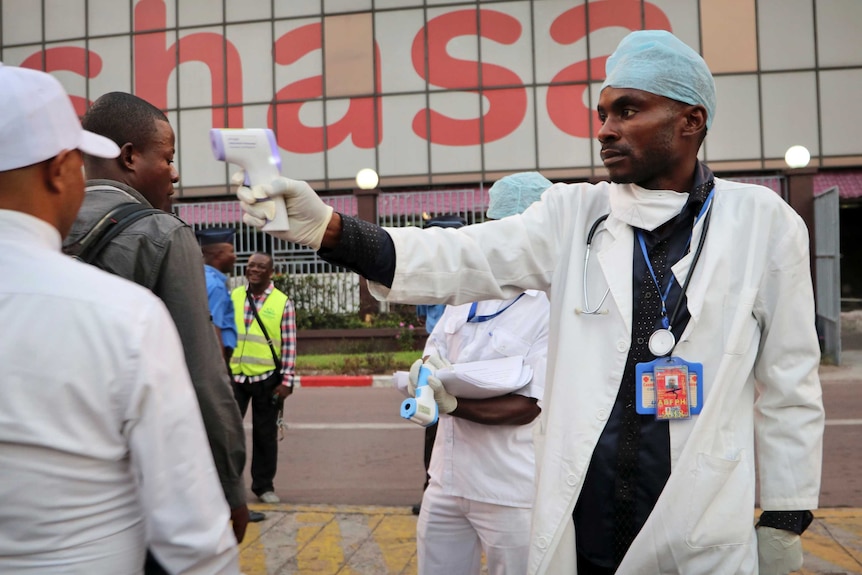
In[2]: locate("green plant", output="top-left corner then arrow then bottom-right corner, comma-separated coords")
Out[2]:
394,321 -> 417,352
341,356 -> 365,375
364,352 -> 399,374
273,272 -> 421,331
295,350 -> 421,375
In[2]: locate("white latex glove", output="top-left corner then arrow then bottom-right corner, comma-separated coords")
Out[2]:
407,354 -> 451,396
407,359 -> 423,397
234,172 -> 333,250
757,526 -> 803,575
427,375 -> 458,414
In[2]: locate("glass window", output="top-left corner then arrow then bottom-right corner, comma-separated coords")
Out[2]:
379,94 -> 430,176
2,0 -> 42,45
816,0 -> 862,68
819,69 -> 862,156
45,0 -> 86,42
761,72 -> 819,159
88,0 -> 131,37
704,74 -> 761,161
758,0 -> 815,70
324,13 -> 375,97
700,0 -> 757,73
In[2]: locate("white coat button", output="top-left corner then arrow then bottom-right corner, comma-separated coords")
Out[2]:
596,408 -> 608,421
536,535 -> 549,549
566,474 -> 577,486
617,340 -> 628,352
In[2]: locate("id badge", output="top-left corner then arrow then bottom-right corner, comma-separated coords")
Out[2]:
655,363 -> 690,420
635,356 -> 704,419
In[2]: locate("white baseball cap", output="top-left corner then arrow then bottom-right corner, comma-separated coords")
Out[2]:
0,63 -> 120,172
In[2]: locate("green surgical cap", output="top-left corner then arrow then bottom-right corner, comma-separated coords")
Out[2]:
601,30 -> 716,129
486,172 -> 552,219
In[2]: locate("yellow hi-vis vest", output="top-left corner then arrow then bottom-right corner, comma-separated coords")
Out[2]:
230,287 -> 288,377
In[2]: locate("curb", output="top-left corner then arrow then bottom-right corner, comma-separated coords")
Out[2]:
297,375 -> 394,388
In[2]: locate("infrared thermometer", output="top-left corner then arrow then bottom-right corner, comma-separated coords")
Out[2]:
209,128 -> 289,232
400,364 -> 438,427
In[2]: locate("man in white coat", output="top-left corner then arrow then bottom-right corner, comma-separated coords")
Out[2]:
238,30 -> 824,575
0,65 -> 240,573
409,172 -> 551,575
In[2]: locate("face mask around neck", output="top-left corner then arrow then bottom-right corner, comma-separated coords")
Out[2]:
609,183 -> 689,231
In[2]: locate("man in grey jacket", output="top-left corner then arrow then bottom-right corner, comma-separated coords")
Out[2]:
62,92 -> 250,570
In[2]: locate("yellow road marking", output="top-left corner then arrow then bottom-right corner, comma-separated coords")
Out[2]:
371,514 -> 417,573
236,506 -> 862,575
238,520 -> 268,575
802,528 -> 862,573
296,511 -> 356,575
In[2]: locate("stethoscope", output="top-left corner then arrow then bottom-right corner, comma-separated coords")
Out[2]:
578,214 -> 611,315
576,190 -> 716,356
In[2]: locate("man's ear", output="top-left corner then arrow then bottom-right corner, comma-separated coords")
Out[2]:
681,105 -> 708,139
44,149 -> 79,194
119,142 -> 136,171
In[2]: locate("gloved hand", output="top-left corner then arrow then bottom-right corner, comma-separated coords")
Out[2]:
427,374 -> 458,414
234,173 -> 334,250
407,354 -> 451,396
757,526 -> 803,575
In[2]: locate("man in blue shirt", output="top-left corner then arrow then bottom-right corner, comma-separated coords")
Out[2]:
197,228 -> 238,368
197,227 -> 266,524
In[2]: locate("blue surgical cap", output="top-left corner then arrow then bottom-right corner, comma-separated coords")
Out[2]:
486,172 -> 552,219
601,30 -> 716,129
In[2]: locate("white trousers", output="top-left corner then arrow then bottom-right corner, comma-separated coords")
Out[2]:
417,481 -> 532,575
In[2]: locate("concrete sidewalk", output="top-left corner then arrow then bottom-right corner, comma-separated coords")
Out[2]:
239,504 -> 417,575
238,504 -> 862,574
256,348 -> 862,574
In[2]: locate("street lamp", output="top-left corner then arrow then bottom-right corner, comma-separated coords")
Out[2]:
353,167 -> 382,316
355,168 -> 379,190
784,145 -> 811,169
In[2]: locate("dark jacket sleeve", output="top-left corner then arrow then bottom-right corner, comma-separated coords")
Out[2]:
317,214 -> 396,287
153,226 -> 248,509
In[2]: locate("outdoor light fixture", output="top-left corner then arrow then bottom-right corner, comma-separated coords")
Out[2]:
784,145 -> 811,169
355,168 -> 379,190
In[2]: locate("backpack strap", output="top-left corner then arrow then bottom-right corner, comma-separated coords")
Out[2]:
64,202 -> 161,263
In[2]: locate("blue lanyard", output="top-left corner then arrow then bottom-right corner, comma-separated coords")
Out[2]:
635,190 -> 715,331
467,293 -> 525,323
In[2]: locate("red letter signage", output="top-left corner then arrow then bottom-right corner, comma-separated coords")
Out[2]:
269,23 -> 381,154
411,9 -> 526,146
134,0 -> 244,128
546,0 -> 671,137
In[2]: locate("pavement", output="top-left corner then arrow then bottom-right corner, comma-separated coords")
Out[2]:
245,347 -> 862,575
237,505 -> 862,575
239,504 -> 417,575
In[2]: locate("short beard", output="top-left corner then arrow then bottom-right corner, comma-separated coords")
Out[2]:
612,124 -> 676,188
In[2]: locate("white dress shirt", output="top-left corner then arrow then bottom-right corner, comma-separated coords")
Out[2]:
0,210 -> 239,574
426,290 -> 549,507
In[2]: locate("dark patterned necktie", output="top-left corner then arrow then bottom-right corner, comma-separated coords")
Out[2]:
612,236 -> 669,565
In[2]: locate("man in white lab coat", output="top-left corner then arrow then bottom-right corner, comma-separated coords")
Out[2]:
410,172 -> 552,575
238,30 -> 824,575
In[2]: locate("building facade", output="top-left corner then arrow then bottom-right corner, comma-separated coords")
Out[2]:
2,0 -> 861,301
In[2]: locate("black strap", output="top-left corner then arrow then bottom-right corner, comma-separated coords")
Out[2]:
245,288 -> 282,373
64,202 -> 161,263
